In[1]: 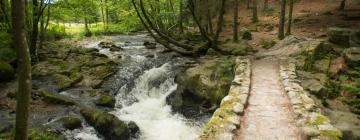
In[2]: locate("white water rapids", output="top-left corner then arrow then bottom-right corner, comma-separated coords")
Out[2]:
111,63 -> 202,140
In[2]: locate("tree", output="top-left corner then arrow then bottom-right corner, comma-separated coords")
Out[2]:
12,0 -> 32,139
29,0 -> 48,63
233,0 -> 239,42
278,0 -> 286,39
286,0 -> 293,35
263,0 -> 269,11
339,0 -> 346,11
252,0 -> 258,23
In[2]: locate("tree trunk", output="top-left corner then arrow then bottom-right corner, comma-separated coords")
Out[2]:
206,0 -> 214,35
263,0 -> 268,11
286,0 -> 293,36
30,0 -> 39,63
84,18 -> 91,37
39,12 -> 45,48
278,0 -> 286,39
179,0 -> 184,33
12,0 -> 32,140
233,0 -> 239,42
105,0 -> 109,30
100,0 -> 106,31
339,0 -> 346,11
252,0 -> 259,23
247,0 -> 251,9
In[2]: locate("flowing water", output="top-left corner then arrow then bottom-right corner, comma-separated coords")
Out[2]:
68,34 -> 204,140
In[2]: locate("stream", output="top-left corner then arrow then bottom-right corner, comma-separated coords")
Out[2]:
66,34 -> 205,140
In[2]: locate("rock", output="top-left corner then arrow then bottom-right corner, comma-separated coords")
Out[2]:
0,60 -> 15,81
206,48 -> 219,56
127,121 -> 140,137
60,116 -> 82,130
329,57 -> 346,77
301,79 -> 326,95
312,58 -> 331,73
98,41 -> 116,49
174,57 -> 235,106
95,94 -> 115,108
143,41 -> 156,49
109,46 -> 123,52
302,127 -> 321,138
53,73 -> 83,90
80,108 -> 130,140
344,47 -> 360,68
241,28 -> 252,40
40,90 -> 77,105
350,31 -> 360,48
328,27 -> 353,47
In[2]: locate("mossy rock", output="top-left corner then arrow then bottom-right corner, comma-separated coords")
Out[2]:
95,94 -> 115,108
328,27 -> 352,48
175,57 -> 235,106
40,90 -> 77,105
60,116 -> 82,130
80,108 -> 130,140
241,28 -> 252,40
53,73 -> 83,90
0,60 -> 14,81
143,41 -> 156,49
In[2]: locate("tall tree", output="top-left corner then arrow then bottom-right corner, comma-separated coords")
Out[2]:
233,0 -> 239,42
286,0 -> 293,35
263,0 -> 268,11
179,0 -> 184,33
278,0 -> 286,39
339,0 -> 346,11
252,0 -> 258,23
29,0 -> 47,63
12,0 -> 32,139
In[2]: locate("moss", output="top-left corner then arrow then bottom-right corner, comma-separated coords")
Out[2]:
41,90 -> 77,105
321,129 -> 342,140
53,73 -> 83,89
95,94 -> 115,108
60,117 -> 82,130
0,60 -> 15,81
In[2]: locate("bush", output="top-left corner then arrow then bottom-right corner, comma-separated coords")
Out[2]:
260,39 -> 276,49
46,25 -> 67,40
341,67 -> 360,114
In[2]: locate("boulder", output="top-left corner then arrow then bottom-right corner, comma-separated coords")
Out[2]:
95,94 -> 115,108
222,41 -> 252,56
40,90 -> 77,105
98,41 -> 116,49
0,60 -> 15,81
80,108 -> 130,140
127,121 -> 140,138
344,47 -> 360,68
143,41 -> 156,49
174,57 -> 235,106
60,116 -> 82,130
328,27 -> 352,47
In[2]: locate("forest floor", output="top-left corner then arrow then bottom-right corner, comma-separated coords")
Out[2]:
220,0 -> 360,51
235,59 -> 302,140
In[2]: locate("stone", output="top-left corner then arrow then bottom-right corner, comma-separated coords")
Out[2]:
227,116 -> 241,126
60,116 -> 82,130
80,108 -> 130,140
143,41 -> 156,49
328,27 -> 352,47
95,94 -> 115,108
128,121 -> 140,137
222,41 -> 252,56
0,60 -> 15,81
174,57 -> 235,105
40,90 -> 77,105
302,127 -> 321,137
232,103 -> 244,114
344,47 -> 360,68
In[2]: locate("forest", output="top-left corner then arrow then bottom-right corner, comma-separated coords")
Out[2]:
0,0 -> 359,140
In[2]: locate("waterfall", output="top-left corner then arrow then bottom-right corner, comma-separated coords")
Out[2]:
111,63 -> 202,140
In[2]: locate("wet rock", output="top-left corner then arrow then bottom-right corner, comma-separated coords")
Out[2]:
143,41 -> 156,49
127,121 -> 140,137
145,54 -> 155,58
98,41 -> 116,49
95,94 -> 115,108
0,111 -> 14,134
40,90 -> 77,105
328,27 -> 353,47
109,47 -> 123,52
80,108 -> 130,140
53,73 -> 83,90
0,60 -> 15,82
60,116 -> 82,130
344,47 -> 360,68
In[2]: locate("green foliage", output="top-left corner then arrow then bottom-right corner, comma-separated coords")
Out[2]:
340,67 -> 360,114
45,25 -> 67,40
260,39 -> 276,49
28,129 -> 59,140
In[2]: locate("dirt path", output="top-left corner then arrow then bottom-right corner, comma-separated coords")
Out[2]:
236,59 -> 302,140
